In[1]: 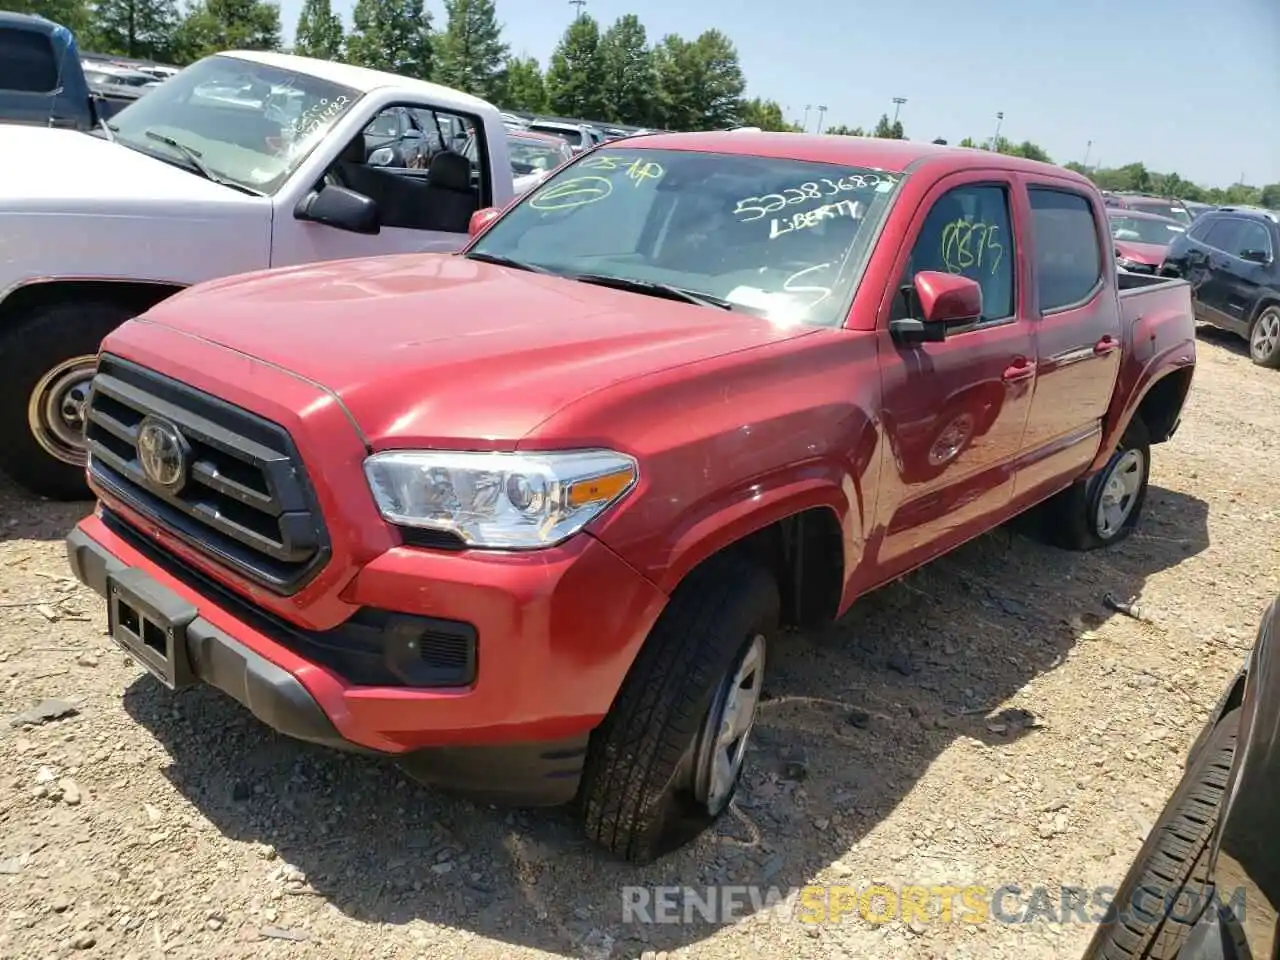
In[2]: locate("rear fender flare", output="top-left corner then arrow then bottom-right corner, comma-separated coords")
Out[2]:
1089,345 -> 1194,474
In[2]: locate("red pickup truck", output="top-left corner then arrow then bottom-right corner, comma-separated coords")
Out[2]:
65,133 -> 1196,863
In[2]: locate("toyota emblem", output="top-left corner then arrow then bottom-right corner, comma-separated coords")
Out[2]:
136,415 -> 189,492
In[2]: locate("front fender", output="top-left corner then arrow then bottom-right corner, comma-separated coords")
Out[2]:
645,457 -> 866,598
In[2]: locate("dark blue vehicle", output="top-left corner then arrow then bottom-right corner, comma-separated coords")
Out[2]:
0,11 -> 136,130
1083,595 -> 1280,960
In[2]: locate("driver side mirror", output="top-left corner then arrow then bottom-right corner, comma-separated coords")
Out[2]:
295,184 -> 380,235
468,207 -> 500,237
889,271 -> 983,344
1240,248 -> 1272,265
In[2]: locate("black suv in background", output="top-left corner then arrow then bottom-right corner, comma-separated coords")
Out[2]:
1161,207 -> 1280,368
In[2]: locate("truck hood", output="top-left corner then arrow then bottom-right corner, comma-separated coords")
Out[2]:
136,253 -> 821,447
0,125 -> 252,207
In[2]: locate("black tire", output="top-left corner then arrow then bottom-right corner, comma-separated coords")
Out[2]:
0,301 -> 134,500
1082,709 -> 1238,960
1247,305 -> 1280,369
1039,417 -> 1151,551
579,552 -> 778,864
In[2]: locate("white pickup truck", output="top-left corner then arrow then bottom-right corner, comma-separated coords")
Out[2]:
0,50 -> 516,499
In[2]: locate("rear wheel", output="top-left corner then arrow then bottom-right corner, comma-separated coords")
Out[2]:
1248,305 -> 1280,368
1082,709 -> 1238,960
579,552 -> 777,864
1038,417 -> 1151,551
0,301 -> 132,500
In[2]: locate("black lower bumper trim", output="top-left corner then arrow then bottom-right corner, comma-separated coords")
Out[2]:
68,526 -> 353,751
65,526 -> 589,806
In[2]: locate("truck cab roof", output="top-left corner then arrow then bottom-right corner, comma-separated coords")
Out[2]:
217,50 -> 496,116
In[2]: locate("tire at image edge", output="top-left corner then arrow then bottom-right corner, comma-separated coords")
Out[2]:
578,551 -> 780,864
1082,708 -> 1239,960
0,301 -> 132,500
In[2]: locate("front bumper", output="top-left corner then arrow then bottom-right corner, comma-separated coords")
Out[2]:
67,510 -> 668,805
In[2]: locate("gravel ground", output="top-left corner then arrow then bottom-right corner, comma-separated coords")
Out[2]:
1,328 -> 1276,960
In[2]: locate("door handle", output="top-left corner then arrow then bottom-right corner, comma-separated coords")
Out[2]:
1002,358 -> 1036,382
1094,335 -> 1120,354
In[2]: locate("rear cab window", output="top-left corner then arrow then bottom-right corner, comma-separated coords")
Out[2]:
1028,187 -> 1104,312
0,27 -> 59,93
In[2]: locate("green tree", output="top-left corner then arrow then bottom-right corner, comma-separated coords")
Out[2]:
688,29 -> 744,129
739,97 -> 798,132
433,0 -> 508,101
345,0 -> 432,78
872,113 -> 905,139
597,14 -> 652,125
88,0 -> 179,59
957,136 -> 980,148
173,0 -> 281,60
1258,183 -> 1280,209
7,0 -> 92,34
500,55 -> 546,112
650,33 -> 695,129
825,123 -> 866,136
544,14 -> 606,119
293,0 -> 343,59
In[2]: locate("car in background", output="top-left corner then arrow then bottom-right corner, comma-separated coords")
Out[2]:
1109,209 -> 1187,273
1182,199 -> 1216,220
83,62 -> 160,90
524,117 -> 597,153
1104,191 -> 1194,226
506,128 -> 573,193
498,111 -> 526,130
1161,206 -> 1280,367
461,127 -> 572,195
1082,594 -> 1279,960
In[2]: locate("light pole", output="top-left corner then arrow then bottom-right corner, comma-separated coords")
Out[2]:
891,96 -> 907,125
568,0 -> 586,18
988,111 -> 1003,151
1083,139 -> 1092,167
802,104 -> 812,132
816,105 -> 827,134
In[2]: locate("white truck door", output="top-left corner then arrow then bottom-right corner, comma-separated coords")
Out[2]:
270,99 -> 499,267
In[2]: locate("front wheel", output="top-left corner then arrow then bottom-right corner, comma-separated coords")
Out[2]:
1248,305 -> 1280,368
579,552 -> 778,864
1038,417 -> 1151,551
0,301 -> 134,500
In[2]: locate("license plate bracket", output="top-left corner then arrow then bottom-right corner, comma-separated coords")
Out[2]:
106,568 -> 198,691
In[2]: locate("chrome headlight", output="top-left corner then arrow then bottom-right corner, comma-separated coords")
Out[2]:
363,449 -> 638,549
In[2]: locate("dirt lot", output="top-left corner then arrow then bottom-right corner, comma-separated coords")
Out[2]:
1,328 -> 1276,960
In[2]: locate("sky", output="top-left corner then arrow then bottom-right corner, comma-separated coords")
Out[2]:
277,0 -> 1280,189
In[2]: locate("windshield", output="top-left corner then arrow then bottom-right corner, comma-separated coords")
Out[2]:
528,123 -> 582,147
107,54 -> 362,195
1128,200 -> 1191,225
1110,214 -> 1186,245
509,135 -> 571,174
468,147 -> 904,327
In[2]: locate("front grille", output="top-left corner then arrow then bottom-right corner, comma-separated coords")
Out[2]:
85,354 -> 331,595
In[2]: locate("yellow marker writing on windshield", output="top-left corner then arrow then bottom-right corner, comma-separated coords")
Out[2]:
529,176 -> 614,211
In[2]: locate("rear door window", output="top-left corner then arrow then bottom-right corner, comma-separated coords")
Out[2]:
1203,218 -> 1245,253
1028,187 -> 1104,312
1227,221 -> 1272,261
0,28 -> 59,93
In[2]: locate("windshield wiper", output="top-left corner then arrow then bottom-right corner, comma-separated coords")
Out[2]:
570,273 -> 734,310
465,251 -> 553,274
142,129 -> 263,196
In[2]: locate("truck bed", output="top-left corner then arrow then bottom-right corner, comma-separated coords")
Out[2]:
1116,271 -> 1194,333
